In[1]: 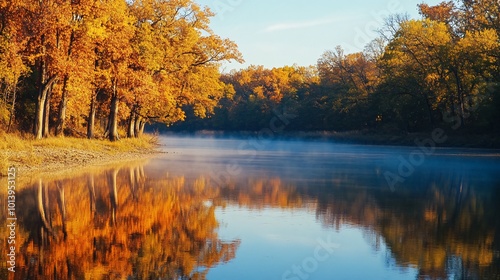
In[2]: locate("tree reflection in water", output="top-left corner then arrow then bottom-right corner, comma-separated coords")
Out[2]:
0,159 -> 499,280
213,169 -> 500,279
2,163 -> 239,280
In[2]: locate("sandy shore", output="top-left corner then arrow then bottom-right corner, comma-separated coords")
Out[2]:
9,147 -> 159,174
1,137 -> 164,181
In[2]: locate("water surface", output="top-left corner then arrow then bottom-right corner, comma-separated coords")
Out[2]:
1,135 -> 500,279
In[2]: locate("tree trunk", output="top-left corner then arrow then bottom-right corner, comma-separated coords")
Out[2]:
134,116 -> 145,137
87,92 -> 96,139
35,92 -> 46,139
6,85 -> 16,133
424,95 -> 435,128
134,115 -> 141,137
139,121 -> 146,137
34,60 -> 47,139
42,83 -> 53,138
34,34 -> 57,140
55,75 -> 69,136
453,69 -> 466,128
108,79 -> 119,141
34,36 -> 46,139
127,110 -> 136,138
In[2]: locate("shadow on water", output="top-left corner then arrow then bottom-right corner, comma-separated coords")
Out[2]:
1,136 -> 499,279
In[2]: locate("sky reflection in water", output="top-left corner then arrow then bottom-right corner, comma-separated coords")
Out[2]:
1,135 -> 499,279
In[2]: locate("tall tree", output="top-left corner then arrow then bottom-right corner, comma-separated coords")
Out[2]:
0,0 -> 29,132
124,0 -> 243,136
53,0 -> 95,136
21,0 -> 74,139
92,0 -> 135,141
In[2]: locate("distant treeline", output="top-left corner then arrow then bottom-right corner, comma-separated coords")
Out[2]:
0,0 -> 241,140
174,1 -> 500,136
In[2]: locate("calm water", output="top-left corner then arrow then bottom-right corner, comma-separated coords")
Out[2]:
2,135 -> 500,279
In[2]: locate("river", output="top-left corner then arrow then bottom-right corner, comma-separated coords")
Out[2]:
2,135 -> 500,279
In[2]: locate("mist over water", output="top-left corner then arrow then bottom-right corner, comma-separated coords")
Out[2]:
155,135 -> 500,280
155,134 -> 500,189
2,134 -> 499,279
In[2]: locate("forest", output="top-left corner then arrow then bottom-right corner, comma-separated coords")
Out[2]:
0,0 -> 242,141
0,0 -> 499,141
175,1 -> 500,138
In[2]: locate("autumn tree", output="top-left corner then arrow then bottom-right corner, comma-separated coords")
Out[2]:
200,65 -> 312,131
379,13 -> 499,130
0,0 -> 29,132
124,0 -> 243,138
52,0 -> 96,136
0,0 -> 243,140
379,19 -> 452,127
17,0 -> 63,139
418,1 -> 459,29
315,47 -> 379,130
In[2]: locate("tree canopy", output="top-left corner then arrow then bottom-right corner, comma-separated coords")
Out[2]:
174,0 -> 500,138
1,0 -> 499,141
0,0 -> 242,140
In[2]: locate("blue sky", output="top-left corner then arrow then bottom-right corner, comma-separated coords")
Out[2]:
197,0 -> 443,71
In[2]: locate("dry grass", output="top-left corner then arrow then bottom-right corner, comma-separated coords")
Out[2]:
31,135 -> 157,153
0,132 -> 160,177
0,152 -> 8,176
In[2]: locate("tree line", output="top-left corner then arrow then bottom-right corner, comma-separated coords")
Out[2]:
0,0 -> 242,141
2,0 -> 499,140
176,1 -> 500,136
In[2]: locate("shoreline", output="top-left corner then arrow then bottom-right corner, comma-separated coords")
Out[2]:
3,129 -> 498,180
12,146 -> 161,176
165,130 -> 500,149
1,134 -> 164,178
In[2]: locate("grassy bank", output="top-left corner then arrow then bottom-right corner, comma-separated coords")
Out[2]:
0,133 -> 161,177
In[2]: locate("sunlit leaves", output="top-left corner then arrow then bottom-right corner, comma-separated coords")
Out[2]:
0,0 -> 242,137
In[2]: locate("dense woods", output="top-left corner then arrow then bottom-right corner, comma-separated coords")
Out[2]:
0,0 -> 242,140
1,0 -> 499,141
176,1 -> 500,137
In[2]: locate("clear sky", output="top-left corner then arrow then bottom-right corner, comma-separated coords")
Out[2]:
196,0 -> 443,72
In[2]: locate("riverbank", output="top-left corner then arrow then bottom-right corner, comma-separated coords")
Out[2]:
0,133 -> 162,177
291,131 -> 500,149
172,130 -> 500,149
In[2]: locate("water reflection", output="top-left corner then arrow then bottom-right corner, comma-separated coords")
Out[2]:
210,175 -> 500,279
1,163 -> 239,280
307,183 -> 500,279
1,137 -> 499,279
